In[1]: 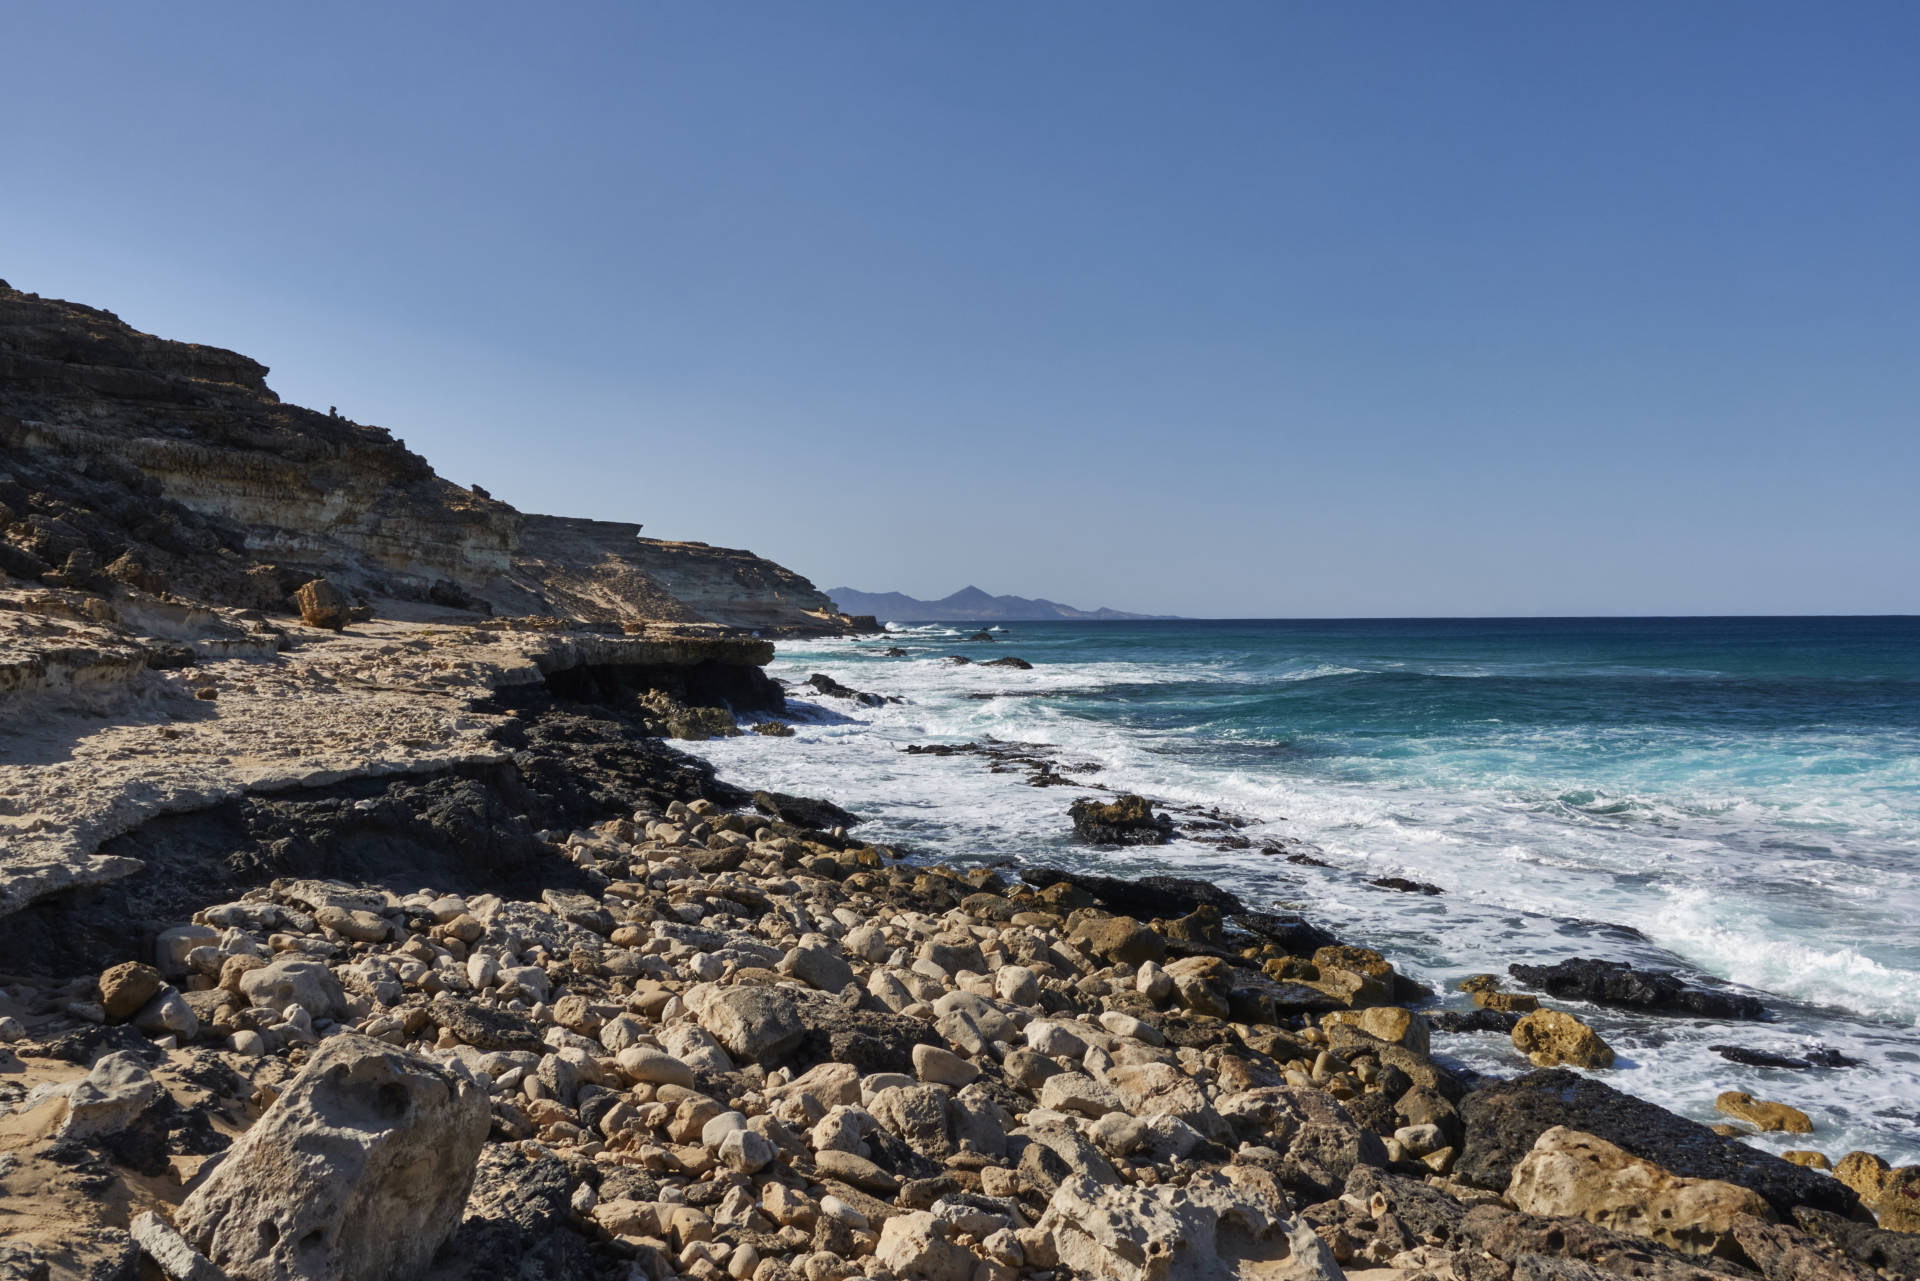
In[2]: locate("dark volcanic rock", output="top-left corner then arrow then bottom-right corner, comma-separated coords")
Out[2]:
1734,1215 -> 1885,1281
1431,1008 -> 1522,1034
1791,1205 -> 1920,1280
428,997 -> 546,1053
1710,1045 -> 1808,1070
1457,1068 -> 1857,1220
1508,958 -> 1767,1020
1019,866 -> 1245,918
1370,876 -> 1443,895
805,673 -> 884,706
980,656 -> 1033,669
1225,911 -> 1340,957
752,789 -> 861,831
1460,1204 -> 1746,1280
790,994 -> 939,1075
1067,794 -> 1174,846
439,1145 -> 621,1281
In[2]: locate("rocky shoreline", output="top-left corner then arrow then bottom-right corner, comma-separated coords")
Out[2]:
4,669 -> 1918,1281
1,283 -> 1914,1280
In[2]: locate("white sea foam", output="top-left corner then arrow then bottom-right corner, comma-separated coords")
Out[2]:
682,628 -> 1920,1163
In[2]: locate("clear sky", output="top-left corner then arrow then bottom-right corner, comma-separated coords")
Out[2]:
5,3 -> 1916,617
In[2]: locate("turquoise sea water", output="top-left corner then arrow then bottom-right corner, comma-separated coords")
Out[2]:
685,617 -> 1920,1164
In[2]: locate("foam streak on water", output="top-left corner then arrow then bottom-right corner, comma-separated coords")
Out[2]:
683,617 -> 1920,1164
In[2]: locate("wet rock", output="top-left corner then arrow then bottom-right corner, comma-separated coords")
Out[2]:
1022,866 -> 1247,918
1509,958 -> 1767,1020
1228,911 -> 1339,957
177,1035 -> 490,1281
753,789 -> 861,831
1507,1125 -> 1774,1258
1512,1009 -> 1614,1068
1068,794 -> 1175,845
1458,1069 -> 1859,1220
981,656 -> 1032,669
1432,1008 -> 1522,1034
804,673 -> 884,707
1715,1091 -> 1812,1134
1371,876 -> 1443,895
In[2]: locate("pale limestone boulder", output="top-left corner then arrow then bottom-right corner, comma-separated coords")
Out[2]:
1507,1125 -> 1773,1257
685,982 -> 804,1063
1037,1169 -> 1341,1281
57,1051 -> 159,1140
874,1211 -> 974,1281
237,956 -> 346,1022
177,1035 -> 489,1281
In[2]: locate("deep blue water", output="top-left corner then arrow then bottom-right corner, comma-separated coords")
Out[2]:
687,616 -> 1920,1162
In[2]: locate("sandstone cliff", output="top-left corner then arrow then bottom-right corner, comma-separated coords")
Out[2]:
0,280 -> 853,633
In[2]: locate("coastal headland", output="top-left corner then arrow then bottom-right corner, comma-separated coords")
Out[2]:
0,285 -> 1913,1281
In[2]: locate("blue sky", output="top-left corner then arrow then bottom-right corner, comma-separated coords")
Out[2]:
4,3 -> 1915,616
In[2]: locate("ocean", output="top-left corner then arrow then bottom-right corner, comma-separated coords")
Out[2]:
682,616 -> 1920,1166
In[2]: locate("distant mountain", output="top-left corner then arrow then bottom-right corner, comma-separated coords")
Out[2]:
826,585 -> 1177,622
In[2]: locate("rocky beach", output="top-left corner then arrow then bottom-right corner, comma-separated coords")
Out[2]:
2,283 -> 1917,1281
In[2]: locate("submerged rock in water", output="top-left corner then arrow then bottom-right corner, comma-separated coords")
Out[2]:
805,672 -> 885,706
1067,794 -> 1175,845
1512,1009 -> 1615,1069
1508,957 -> 1767,1020
752,788 -> 860,831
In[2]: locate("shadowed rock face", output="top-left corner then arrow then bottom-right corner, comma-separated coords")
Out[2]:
0,281 -> 853,633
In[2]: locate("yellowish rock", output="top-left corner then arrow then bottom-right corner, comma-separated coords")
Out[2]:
1835,1151 -> 1920,1232
1512,1009 -> 1615,1068
1714,1091 -> 1812,1134
1781,1150 -> 1831,1170
1507,1125 -> 1774,1257
1474,990 -> 1539,1013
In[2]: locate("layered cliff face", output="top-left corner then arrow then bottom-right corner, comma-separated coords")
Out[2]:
507,516 -> 847,632
0,281 -> 850,633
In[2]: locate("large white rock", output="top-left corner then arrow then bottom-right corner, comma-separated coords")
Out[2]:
58,1051 -> 159,1140
1037,1169 -> 1342,1281
176,1034 -> 489,1281
237,955 -> 346,1021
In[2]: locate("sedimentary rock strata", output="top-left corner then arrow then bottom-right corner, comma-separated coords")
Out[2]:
0,280 -> 857,633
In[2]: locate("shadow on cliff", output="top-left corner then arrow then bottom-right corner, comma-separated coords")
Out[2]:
0,681 -> 751,979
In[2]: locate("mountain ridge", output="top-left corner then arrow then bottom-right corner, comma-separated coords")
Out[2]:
826,584 -> 1177,622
